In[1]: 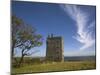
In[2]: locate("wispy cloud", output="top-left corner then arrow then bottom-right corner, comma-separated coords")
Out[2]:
60,4 -> 95,50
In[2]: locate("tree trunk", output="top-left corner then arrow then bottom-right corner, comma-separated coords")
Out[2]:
18,54 -> 24,67
11,43 -> 15,59
11,37 -> 16,59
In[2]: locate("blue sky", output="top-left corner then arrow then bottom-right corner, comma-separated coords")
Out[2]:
12,1 -> 96,57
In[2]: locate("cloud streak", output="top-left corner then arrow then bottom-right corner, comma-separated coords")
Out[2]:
60,4 -> 95,50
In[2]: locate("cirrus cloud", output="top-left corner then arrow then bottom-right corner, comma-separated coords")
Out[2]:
60,4 -> 95,50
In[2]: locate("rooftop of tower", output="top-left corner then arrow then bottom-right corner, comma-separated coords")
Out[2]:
47,34 -> 63,40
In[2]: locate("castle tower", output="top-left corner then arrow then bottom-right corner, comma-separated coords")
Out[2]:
46,34 -> 64,62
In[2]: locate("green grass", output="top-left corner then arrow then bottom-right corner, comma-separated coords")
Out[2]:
12,61 -> 96,74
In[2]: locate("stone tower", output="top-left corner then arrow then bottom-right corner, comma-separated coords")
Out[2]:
46,34 -> 64,62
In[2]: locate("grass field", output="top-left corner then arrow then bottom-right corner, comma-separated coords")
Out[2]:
12,61 -> 96,74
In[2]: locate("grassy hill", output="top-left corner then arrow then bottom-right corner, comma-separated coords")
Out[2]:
12,61 -> 96,74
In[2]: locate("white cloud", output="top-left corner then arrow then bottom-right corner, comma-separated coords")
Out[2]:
60,4 -> 95,50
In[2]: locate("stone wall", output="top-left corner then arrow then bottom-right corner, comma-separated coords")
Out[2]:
46,34 -> 64,62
